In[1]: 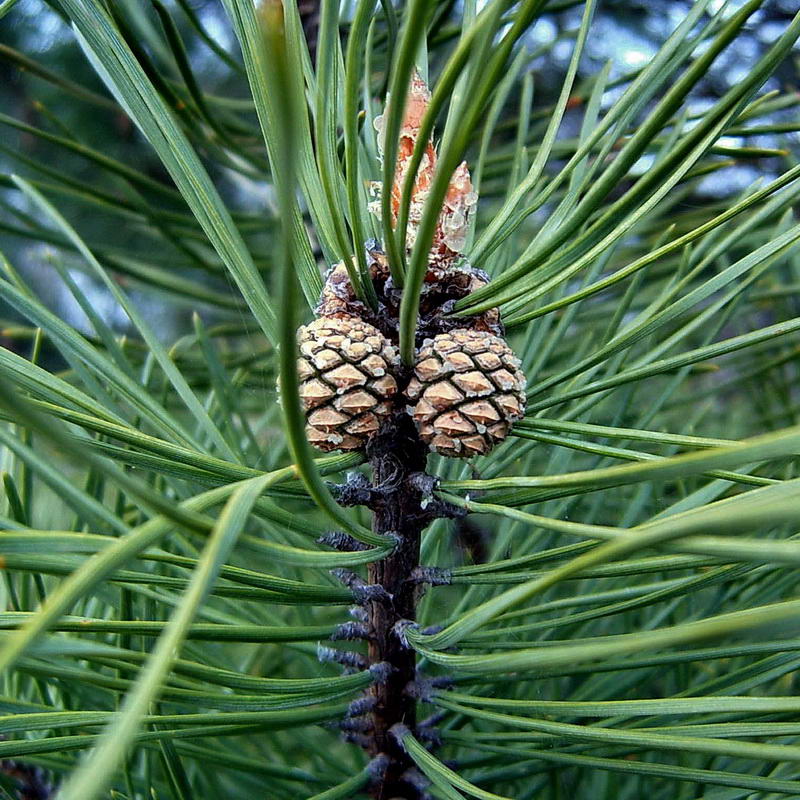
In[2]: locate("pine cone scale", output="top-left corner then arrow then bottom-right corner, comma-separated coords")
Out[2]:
296,317 -> 400,451
405,329 -> 526,458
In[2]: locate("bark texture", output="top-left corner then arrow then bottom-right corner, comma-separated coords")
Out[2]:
365,411 -> 428,799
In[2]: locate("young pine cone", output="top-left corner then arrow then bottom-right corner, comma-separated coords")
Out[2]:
406,329 -> 526,458
297,316 -> 400,451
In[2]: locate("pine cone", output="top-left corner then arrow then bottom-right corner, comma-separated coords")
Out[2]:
297,316 -> 400,451
405,329 -> 526,458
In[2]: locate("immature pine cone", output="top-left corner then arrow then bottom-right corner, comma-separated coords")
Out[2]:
406,329 -> 526,457
297,316 -> 400,451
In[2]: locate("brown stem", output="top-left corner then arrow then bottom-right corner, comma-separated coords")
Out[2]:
365,411 -> 428,800
0,757 -> 54,800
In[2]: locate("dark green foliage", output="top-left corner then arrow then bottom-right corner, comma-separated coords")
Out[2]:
1,1 -> 800,798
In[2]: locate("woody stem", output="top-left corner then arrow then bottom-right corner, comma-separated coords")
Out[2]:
365,410 -> 428,799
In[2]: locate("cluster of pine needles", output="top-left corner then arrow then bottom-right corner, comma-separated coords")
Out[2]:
1,0 -> 800,798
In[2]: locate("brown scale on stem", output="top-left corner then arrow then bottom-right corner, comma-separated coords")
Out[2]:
363,411 -> 429,798
0,755 -> 54,800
